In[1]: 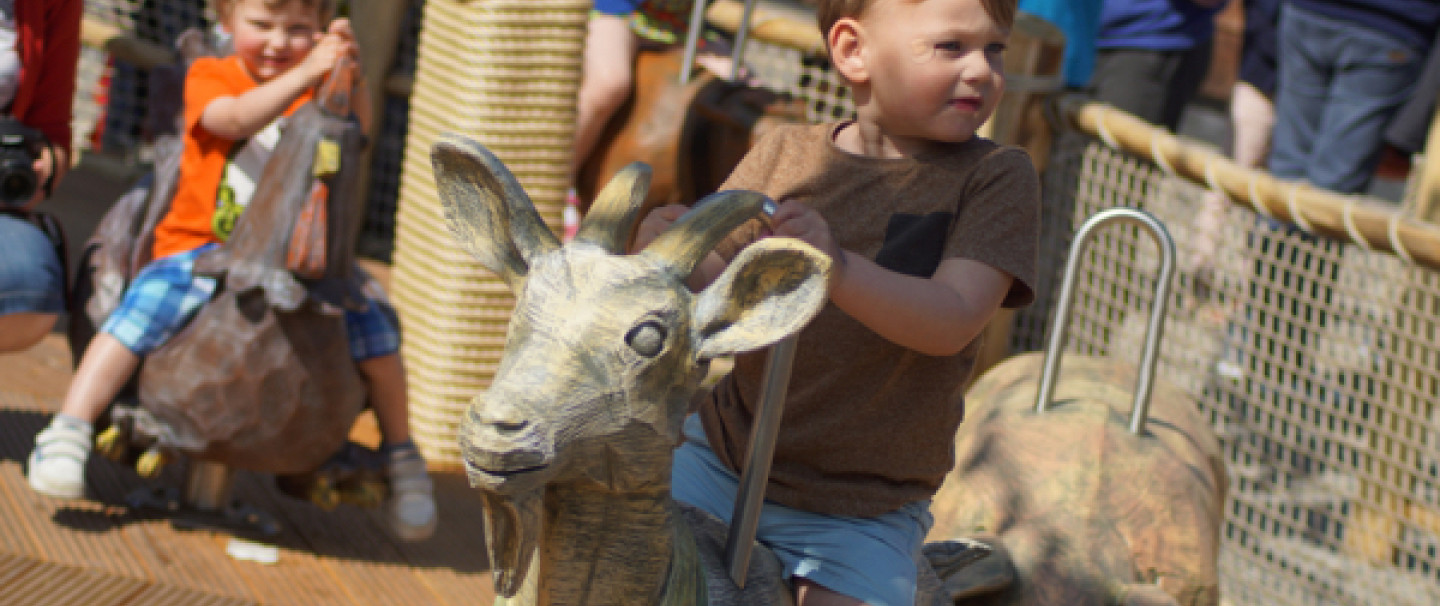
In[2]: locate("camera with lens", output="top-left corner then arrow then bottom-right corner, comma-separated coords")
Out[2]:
0,117 -> 46,208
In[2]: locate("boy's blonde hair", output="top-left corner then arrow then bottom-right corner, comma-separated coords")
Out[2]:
816,0 -> 1017,40
212,0 -> 337,23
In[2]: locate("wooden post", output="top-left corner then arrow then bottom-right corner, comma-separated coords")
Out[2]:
349,0 -> 412,232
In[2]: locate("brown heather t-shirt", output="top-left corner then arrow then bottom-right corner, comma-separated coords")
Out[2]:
695,122 -> 1040,518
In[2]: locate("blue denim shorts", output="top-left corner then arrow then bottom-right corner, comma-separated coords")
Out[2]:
0,213 -> 65,315
671,414 -> 932,606
102,245 -> 400,360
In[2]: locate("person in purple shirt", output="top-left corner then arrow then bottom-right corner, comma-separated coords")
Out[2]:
1090,0 -> 1230,132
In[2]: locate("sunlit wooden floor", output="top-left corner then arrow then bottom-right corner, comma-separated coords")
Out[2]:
0,335 -> 498,606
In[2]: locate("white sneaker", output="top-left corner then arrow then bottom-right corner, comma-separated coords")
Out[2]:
27,418 -> 94,499
385,448 -> 437,541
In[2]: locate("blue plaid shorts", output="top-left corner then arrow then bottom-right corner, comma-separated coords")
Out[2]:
102,245 -> 400,360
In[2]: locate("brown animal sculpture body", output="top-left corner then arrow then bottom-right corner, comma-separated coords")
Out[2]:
574,47 -> 805,244
439,136 -> 1226,606
928,353 -> 1227,606
76,59 -> 373,477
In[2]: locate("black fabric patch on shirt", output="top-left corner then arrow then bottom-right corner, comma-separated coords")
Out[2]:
874,212 -> 952,277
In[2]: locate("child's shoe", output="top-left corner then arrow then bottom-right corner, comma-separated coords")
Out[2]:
27,415 -> 94,499
384,443 -> 437,541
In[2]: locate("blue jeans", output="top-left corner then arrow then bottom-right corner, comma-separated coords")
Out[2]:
1268,4 -> 1428,194
0,213 -> 64,316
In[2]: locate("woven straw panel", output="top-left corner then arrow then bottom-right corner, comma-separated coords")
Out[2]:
391,0 -> 587,468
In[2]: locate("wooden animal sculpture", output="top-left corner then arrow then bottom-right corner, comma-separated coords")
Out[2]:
574,47 -> 805,243
927,209 -> 1228,606
435,135 -> 833,605
73,57 -> 377,487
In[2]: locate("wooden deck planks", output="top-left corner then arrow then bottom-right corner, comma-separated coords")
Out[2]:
0,381 -> 497,605
1,557 -> 148,606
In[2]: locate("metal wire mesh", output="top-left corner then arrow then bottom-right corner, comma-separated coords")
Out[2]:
357,0 -> 425,261
81,0 -> 213,157
743,38 -> 854,124
1012,125 -> 1440,606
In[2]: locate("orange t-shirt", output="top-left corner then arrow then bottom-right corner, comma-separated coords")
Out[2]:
151,55 -> 313,260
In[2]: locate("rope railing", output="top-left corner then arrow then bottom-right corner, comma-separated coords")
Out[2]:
706,0 -> 825,58
1065,98 -> 1440,271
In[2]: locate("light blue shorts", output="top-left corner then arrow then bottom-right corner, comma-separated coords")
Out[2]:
0,213 -> 65,316
671,414 -> 932,606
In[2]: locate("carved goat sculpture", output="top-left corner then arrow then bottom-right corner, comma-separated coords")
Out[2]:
435,135 -> 832,605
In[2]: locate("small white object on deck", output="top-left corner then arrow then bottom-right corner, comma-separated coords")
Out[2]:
226,538 -> 280,565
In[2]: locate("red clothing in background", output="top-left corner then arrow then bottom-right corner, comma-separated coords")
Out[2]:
12,0 -> 81,156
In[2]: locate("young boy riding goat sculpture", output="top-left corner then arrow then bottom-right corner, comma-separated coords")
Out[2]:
445,0 -> 1226,604
444,0 -> 1044,603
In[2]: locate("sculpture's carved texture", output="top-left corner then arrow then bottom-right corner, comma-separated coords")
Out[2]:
138,94 -> 370,474
929,353 -> 1227,606
437,135 -> 1226,606
436,135 -> 827,605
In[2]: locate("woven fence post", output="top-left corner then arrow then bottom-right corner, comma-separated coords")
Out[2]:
391,0 -> 588,468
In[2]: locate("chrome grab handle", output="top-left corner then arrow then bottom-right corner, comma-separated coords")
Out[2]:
679,0 -> 761,85
723,196 -> 790,588
1035,207 -> 1176,435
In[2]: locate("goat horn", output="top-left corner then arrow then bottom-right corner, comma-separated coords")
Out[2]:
432,135 -> 559,287
641,190 -> 769,277
573,162 -> 651,253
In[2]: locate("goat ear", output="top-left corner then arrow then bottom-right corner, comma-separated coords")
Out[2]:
692,238 -> 832,358
432,135 -> 559,288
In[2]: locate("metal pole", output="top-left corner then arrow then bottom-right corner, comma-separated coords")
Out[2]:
729,0 -> 760,82
724,335 -> 797,587
678,0 -> 709,85
1034,207 -> 1176,435
723,196 -> 787,587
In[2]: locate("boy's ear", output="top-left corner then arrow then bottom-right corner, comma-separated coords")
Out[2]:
829,17 -> 869,84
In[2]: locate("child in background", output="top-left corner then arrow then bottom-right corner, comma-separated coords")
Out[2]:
571,0 -> 696,180
634,0 -> 1040,603
26,0 -> 437,542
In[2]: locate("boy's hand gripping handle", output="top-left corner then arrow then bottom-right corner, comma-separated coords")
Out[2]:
317,55 -> 359,117
723,198 -> 795,588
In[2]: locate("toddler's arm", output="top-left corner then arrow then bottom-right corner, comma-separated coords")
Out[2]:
633,201 -> 1012,357
201,19 -> 358,140
769,201 -> 1012,357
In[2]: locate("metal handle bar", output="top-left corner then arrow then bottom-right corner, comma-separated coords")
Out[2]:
723,196 -> 790,588
680,0 -> 761,85
1035,207 -> 1176,435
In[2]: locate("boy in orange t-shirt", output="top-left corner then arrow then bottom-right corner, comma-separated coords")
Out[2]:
27,0 -> 437,542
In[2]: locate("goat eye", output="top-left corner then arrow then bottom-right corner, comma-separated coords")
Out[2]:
625,321 -> 667,358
